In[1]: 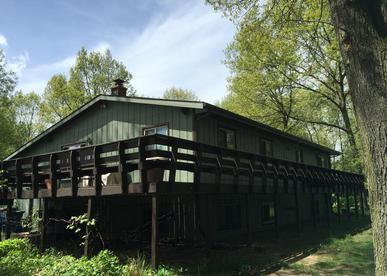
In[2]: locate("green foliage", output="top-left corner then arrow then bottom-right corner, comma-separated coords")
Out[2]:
163,87 -> 199,101
0,49 -> 22,159
65,213 -> 97,246
0,238 -> 183,276
21,209 -> 42,232
210,0 -> 362,172
39,47 -> 136,127
12,91 -> 41,143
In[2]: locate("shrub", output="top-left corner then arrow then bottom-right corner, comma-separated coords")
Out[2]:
0,239 -> 184,276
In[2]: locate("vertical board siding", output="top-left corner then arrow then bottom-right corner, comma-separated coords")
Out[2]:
196,115 -> 331,167
16,101 -> 194,183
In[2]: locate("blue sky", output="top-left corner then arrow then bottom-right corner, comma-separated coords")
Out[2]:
0,0 -> 235,103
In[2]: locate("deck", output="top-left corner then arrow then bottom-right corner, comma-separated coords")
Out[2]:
0,134 -> 366,268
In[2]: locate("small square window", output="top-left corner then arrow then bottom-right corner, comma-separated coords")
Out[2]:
260,139 -> 273,157
143,124 -> 168,150
296,149 -> 304,163
218,127 -> 236,150
262,202 -> 275,224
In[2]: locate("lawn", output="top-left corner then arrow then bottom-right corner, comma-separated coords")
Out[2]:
272,229 -> 374,276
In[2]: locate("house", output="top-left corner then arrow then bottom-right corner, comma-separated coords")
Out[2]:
1,80 -> 365,267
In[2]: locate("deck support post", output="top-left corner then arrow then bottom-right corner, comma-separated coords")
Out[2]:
273,175 -> 280,239
293,178 -> 300,234
345,182 -> 350,219
311,192 -> 316,229
325,192 -> 331,228
353,185 -> 359,217
245,193 -> 251,244
39,199 -> 48,252
360,190 -> 365,216
5,199 -> 13,239
151,194 -> 159,269
337,183 -> 341,223
84,197 -> 94,257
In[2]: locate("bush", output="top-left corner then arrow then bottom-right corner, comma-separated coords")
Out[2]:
0,239 -> 183,276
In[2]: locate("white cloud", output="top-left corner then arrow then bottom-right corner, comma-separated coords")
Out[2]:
0,34 -> 7,46
91,42 -> 111,54
115,3 -> 235,102
15,2 -> 235,102
9,52 -> 29,76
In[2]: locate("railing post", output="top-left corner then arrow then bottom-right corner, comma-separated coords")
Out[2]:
49,154 -> 58,198
168,142 -> 178,193
93,146 -> 102,196
31,157 -> 39,198
70,150 -> 79,197
118,142 -> 128,194
15,159 -> 22,198
151,194 -> 159,269
139,137 -> 148,193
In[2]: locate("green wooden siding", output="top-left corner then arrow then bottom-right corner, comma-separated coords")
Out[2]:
16,101 -> 194,182
196,114 -> 330,167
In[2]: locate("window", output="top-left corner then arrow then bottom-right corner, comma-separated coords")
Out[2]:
143,124 -> 168,150
262,202 -> 275,224
316,155 -> 326,168
218,127 -> 236,149
260,139 -> 273,157
217,204 -> 241,231
296,148 -> 304,163
61,141 -> 88,150
143,124 -> 168,136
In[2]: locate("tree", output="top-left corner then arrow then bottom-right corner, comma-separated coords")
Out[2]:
208,0 -> 387,273
163,87 -> 199,101
40,47 -> 136,127
12,91 -> 41,143
0,49 -> 20,159
218,0 -> 360,171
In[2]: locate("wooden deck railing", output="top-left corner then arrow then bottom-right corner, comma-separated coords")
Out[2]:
0,134 -> 365,200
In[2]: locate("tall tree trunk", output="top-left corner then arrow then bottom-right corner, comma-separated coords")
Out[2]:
329,1 -> 387,275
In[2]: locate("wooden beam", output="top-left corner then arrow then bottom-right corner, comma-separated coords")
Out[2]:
5,199 -> 13,239
325,192 -> 331,228
360,189 -> 365,216
39,199 -> 48,252
49,154 -> 58,198
69,150 -> 79,197
15,159 -> 22,199
151,195 -> 159,269
293,177 -> 301,234
84,197 -> 94,257
353,184 -> 359,217
245,194 -> 251,244
311,192 -> 316,229
345,182 -> 350,218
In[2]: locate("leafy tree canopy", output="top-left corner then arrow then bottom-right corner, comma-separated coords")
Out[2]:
163,87 -> 199,101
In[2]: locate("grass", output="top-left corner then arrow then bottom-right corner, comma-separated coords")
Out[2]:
275,229 -> 374,276
0,218 -> 373,275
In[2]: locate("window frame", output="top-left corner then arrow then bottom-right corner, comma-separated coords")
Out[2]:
217,126 -> 237,150
261,202 -> 276,225
296,148 -> 304,163
259,138 -> 273,157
